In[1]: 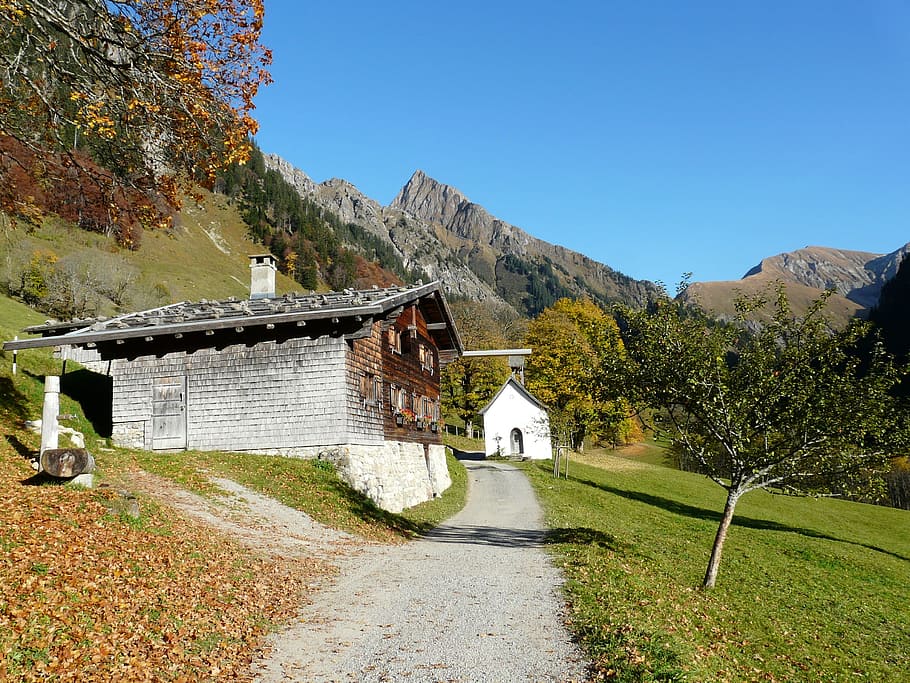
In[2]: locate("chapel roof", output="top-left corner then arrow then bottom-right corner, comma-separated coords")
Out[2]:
479,376 -> 549,415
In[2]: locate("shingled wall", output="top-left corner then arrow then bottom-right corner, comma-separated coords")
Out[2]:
110,335 -> 354,452
108,325 -> 451,512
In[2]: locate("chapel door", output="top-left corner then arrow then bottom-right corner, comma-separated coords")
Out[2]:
152,376 -> 186,450
510,428 -> 524,455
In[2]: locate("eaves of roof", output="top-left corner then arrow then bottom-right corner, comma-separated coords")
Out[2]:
479,376 -> 548,415
3,282 -> 448,352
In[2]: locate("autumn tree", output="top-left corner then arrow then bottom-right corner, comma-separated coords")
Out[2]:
525,298 -> 639,452
441,300 -> 512,438
608,286 -> 906,588
0,0 -> 271,233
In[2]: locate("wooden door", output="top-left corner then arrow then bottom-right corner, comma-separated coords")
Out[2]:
152,376 -> 186,450
510,428 -> 523,455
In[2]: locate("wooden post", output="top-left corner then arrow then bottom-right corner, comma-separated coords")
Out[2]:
40,376 -> 60,458
11,336 -> 17,375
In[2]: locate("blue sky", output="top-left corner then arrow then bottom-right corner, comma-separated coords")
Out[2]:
253,1 -> 909,288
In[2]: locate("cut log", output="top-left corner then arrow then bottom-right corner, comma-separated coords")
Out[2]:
40,448 -> 95,478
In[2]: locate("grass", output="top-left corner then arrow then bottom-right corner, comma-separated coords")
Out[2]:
521,454 -> 910,682
107,447 -> 468,543
1,191 -> 300,320
0,294 -> 107,453
443,432 -> 486,453
576,436 -> 672,469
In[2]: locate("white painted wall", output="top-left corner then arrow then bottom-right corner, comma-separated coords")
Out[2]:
482,382 -> 551,460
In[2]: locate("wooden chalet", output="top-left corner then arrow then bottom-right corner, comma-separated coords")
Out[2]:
5,258 -> 463,511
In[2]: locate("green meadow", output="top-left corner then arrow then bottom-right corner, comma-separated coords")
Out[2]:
523,454 -> 909,682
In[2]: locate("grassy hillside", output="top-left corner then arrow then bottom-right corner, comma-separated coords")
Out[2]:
136,190 -> 301,302
683,275 -> 864,327
523,455 -> 910,681
1,192 -> 302,324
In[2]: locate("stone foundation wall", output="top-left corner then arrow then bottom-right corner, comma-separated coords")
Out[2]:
247,441 -> 452,513
111,422 -> 145,449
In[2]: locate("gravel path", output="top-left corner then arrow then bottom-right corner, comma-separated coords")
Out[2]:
253,459 -> 589,682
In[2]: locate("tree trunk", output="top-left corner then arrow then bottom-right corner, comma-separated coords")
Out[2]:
40,448 -> 94,478
702,489 -> 740,589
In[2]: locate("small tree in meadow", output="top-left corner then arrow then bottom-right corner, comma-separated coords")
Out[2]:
608,285 -> 906,588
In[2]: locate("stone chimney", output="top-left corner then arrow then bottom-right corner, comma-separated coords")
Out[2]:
249,254 -> 277,299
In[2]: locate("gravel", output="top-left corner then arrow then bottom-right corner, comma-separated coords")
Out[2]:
253,459 -> 589,682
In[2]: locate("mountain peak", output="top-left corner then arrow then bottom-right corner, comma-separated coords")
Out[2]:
391,170 -> 472,231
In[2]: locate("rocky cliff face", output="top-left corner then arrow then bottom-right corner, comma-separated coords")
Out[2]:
264,157 -> 658,317
263,153 -> 316,196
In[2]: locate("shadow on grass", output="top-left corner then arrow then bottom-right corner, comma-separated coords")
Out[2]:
546,526 -> 624,551
20,471 -> 68,486
450,447 -> 486,461
0,376 -> 31,423
20,368 -> 113,438
577,475 -> 910,563
323,477 -> 428,538
6,434 -> 36,462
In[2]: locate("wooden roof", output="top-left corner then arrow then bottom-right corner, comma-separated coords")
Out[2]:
4,282 -> 463,360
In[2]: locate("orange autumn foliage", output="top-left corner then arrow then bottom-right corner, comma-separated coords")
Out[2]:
0,441 -> 318,681
0,0 -> 272,229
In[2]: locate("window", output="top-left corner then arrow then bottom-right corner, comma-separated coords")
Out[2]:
390,385 -> 407,412
360,373 -> 382,407
388,327 -> 402,354
418,345 -> 435,374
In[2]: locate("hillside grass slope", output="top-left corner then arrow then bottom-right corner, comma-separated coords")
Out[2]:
682,276 -> 863,327
523,455 -> 909,682
1,192 -> 301,322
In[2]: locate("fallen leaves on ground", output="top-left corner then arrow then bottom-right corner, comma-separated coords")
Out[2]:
0,437 -> 329,681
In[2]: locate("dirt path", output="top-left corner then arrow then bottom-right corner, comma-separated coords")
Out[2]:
125,470 -> 362,562
252,460 -> 589,682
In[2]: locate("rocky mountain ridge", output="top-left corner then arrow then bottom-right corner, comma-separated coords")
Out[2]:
264,156 -> 659,317
263,153 -> 508,310
681,242 -> 909,326
262,153 -> 905,324
390,170 -> 659,313
744,244 -> 910,308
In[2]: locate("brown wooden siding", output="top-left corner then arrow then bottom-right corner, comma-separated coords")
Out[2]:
381,306 -> 443,445
346,322 -> 385,442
